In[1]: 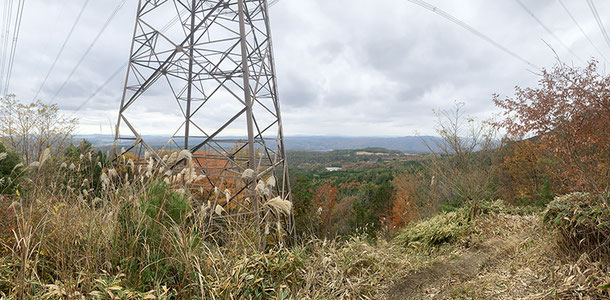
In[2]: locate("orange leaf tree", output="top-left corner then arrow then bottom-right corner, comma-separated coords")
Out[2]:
390,173 -> 421,228
312,183 -> 339,236
498,139 -> 553,205
494,61 -> 609,196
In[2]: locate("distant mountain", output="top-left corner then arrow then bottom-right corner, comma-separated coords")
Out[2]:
283,136 -> 440,153
75,134 -> 175,148
75,134 -> 441,153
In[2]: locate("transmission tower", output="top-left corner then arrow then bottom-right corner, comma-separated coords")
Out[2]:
113,0 -> 293,242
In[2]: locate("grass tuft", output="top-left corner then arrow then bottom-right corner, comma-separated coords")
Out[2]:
543,192 -> 610,263
394,208 -> 471,250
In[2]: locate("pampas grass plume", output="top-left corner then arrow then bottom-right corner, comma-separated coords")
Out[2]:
215,205 -> 225,216
265,197 -> 292,215
39,148 -> 51,167
178,150 -> 192,161
241,168 -> 255,180
266,176 -> 276,188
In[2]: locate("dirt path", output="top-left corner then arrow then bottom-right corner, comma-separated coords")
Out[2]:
386,215 -> 533,299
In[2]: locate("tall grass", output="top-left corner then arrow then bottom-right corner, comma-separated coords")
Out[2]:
0,148 -> 408,298
0,149 -> 265,297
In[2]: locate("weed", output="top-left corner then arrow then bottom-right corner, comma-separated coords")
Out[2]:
543,192 -> 610,263
394,208 -> 471,250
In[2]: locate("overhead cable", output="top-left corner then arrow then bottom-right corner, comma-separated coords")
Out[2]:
586,0 -> 610,51
513,0 -> 585,64
3,0 -> 26,97
32,0 -> 91,101
405,0 -> 540,70
0,0 -> 15,94
557,0 -> 607,62
70,8 -> 189,115
51,0 -> 128,101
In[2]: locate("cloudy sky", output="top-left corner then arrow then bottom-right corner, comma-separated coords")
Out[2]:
5,0 -> 610,136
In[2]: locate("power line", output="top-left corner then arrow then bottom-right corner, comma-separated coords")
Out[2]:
0,0 -> 15,94
51,0 -> 127,101
68,8 -> 189,116
513,0 -> 585,64
0,1 -> 7,87
203,0 -> 279,10
160,7 -> 188,36
32,0 -> 90,101
405,0 -> 540,70
68,62 -> 127,118
3,0 -> 26,98
557,0 -> 607,63
586,0 -> 610,51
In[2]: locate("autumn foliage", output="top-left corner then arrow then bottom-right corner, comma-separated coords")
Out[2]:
494,61 -> 610,196
312,184 -> 339,236
389,173 -> 420,228
498,139 -> 553,204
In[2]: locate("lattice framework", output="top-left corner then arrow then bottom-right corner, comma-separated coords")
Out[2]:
114,0 -> 293,241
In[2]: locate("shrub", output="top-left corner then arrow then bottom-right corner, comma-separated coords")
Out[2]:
0,141 -> 22,194
144,180 -> 190,224
497,139 -> 556,206
291,173 -> 315,236
543,193 -> 610,262
423,103 -> 500,220
63,139 -> 108,197
389,172 -> 423,228
0,95 -> 77,165
394,208 -> 471,249
351,182 -> 394,237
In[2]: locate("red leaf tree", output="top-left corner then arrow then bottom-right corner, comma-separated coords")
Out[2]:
494,61 -> 609,196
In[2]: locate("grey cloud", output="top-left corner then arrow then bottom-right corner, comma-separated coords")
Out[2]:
280,72 -> 320,108
6,0 -> 610,136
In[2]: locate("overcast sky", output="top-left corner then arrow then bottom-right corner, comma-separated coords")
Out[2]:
6,0 -> 610,136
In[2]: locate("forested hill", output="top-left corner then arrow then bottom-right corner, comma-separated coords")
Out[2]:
76,134 -> 441,153
281,136 -> 441,152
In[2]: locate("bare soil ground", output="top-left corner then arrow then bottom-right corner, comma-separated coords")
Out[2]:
386,214 -> 610,299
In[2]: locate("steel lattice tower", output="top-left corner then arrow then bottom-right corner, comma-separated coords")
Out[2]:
113,0 -> 293,241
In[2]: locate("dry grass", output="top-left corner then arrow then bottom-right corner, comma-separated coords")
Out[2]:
394,208 -> 471,250
543,192 -> 610,263
0,150 -> 276,298
434,210 -> 610,299
293,237 -> 422,299
0,149 -> 424,299
0,148 -> 608,299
